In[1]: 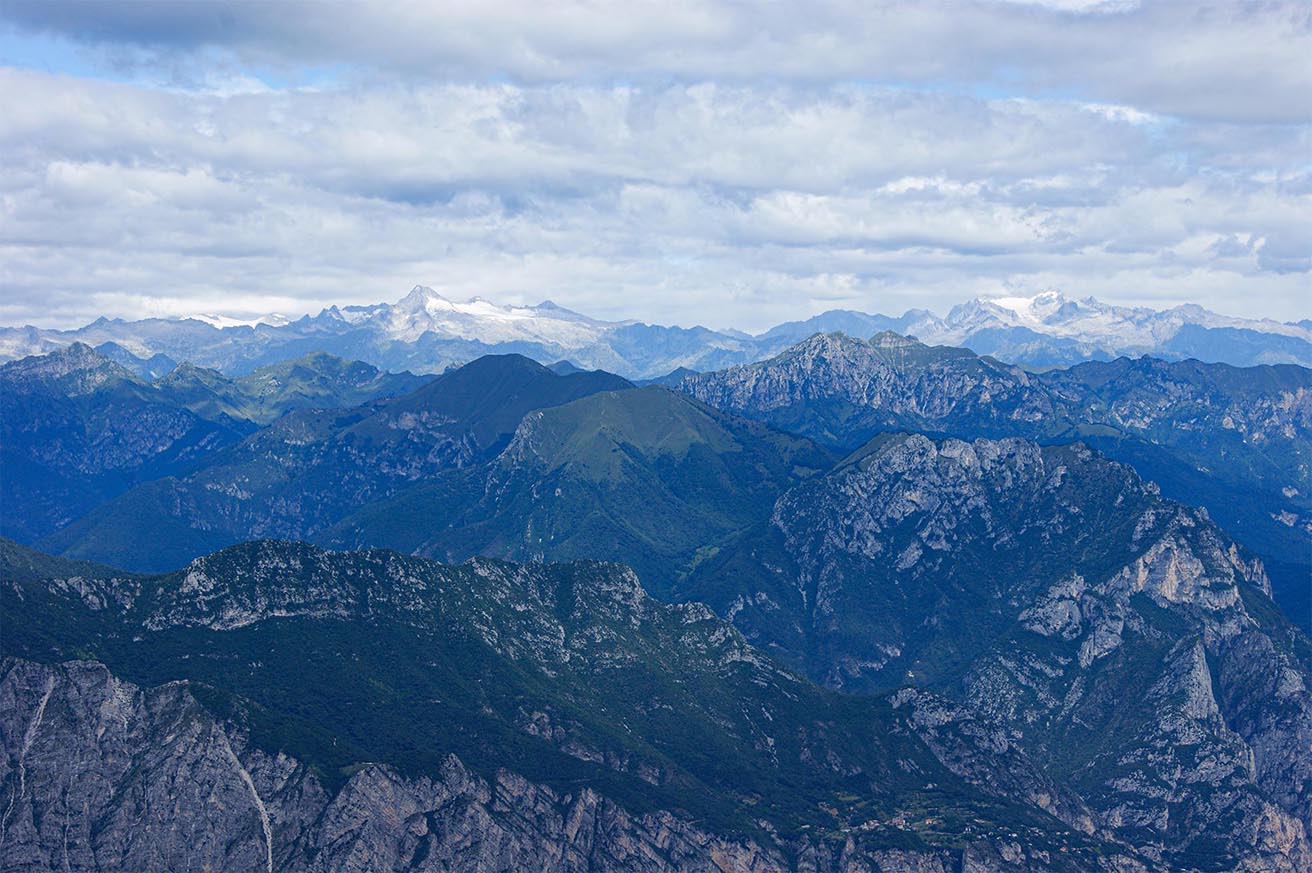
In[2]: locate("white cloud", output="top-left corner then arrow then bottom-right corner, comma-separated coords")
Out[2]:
0,2 -> 1308,330
4,0 -> 1309,122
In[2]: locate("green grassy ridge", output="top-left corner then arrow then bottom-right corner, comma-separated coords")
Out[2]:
361,353 -> 632,448
322,386 -> 835,598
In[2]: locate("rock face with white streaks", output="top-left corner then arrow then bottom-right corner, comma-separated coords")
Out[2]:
0,655 -> 1139,871
0,659 -> 779,873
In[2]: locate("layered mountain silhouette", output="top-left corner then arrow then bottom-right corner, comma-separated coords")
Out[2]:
35,354 -> 629,571
4,287 -> 1309,378
679,332 -> 1312,627
325,386 -> 831,596
0,344 -> 429,540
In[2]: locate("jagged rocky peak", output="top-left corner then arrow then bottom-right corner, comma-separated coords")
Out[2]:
675,330 -> 1029,433
5,287 -> 1310,378
696,330 -> 975,383
678,429 -> 1312,867
378,285 -> 606,347
681,332 -> 878,392
396,283 -> 449,310
868,329 -> 923,349
946,290 -> 1120,331
158,358 -> 224,380
0,340 -> 133,393
776,329 -> 882,360
778,431 -> 1275,645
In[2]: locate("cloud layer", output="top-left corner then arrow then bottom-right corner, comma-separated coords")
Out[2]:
1,1 -> 1309,329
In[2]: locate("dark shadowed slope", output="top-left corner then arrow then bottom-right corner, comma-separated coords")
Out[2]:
0,343 -> 248,542
37,356 -> 632,570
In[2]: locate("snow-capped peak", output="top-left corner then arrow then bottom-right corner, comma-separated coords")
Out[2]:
930,289 -> 1312,352
191,312 -> 291,329
395,285 -> 451,312
379,286 -> 607,347
965,290 -> 1096,328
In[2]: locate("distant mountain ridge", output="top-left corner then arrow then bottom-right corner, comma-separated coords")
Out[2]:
0,343 -> 431,543
11,332 -> 1309,631
36,354 -> 632,570
5,329 -> 1312,869
3,287 -> 1308,377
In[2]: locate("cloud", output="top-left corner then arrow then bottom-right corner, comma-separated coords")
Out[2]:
3,0 -> 1309,123
0,3 -> 1308,330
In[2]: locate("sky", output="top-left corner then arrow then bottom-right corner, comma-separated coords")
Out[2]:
0,0 -> 1309,332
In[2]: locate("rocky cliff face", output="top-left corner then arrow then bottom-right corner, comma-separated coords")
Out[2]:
681,433 -> 1312,870
0,659 -> 782,873
1,539 -> 1157,872
677,332 -> 1312,629
0,658 -> 1164,873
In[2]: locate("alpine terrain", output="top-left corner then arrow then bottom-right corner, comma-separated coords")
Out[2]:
2,323 -> 1310,871
3,3 -> 1308,870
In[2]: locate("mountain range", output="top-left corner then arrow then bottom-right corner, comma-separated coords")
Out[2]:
676,332 -> 1312,624
2,315 -> 1310,872
19,333 -> 1306,633
4,287 -> 1310,379
0,345 -> 430,544
31,352 -> 627,571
